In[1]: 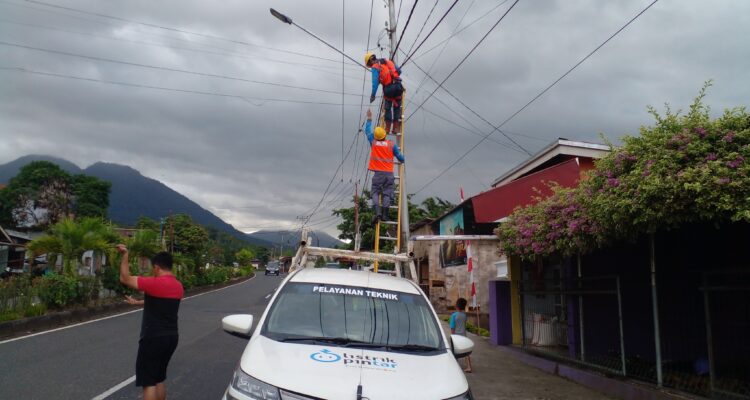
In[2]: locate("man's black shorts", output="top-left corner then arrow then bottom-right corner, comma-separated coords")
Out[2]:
136,335 -> 178,387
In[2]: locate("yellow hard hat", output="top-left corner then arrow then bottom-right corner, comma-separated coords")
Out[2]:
364,52 -> 375,67
374,126 -> 387,140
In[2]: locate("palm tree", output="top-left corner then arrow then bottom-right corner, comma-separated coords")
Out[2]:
28,217 -> 117,276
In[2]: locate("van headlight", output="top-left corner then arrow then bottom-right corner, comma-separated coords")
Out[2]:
232,368 -> 280,400
445,391 -> 474,400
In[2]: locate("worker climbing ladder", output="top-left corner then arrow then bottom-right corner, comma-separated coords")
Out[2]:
278,0 -> 415,280
373,92 -> 407,272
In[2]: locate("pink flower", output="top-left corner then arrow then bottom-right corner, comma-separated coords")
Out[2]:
705,153 -> 718,161
694,127 -> 707,138
722,132 -> 735,143
726,156 -> 744,169
607,178 -> 620,187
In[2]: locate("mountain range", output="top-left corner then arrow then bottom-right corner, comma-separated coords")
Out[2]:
0,155 -> 342,248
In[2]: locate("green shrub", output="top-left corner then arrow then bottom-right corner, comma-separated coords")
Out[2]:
238,266 -> 254,277
175,269 -> 197,290
0,275 -> 35,314
37,273 -> 78,309
203,266 -> 231,285
75,276 -> 100,306
0,311 -> 21,322
23,303 -> 47,318
100,264 -> 137,295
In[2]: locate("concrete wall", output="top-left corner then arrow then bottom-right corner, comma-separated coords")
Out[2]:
411,224 -> 502,327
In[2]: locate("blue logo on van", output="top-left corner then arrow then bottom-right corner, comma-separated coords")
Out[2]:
310,349 -> 341,363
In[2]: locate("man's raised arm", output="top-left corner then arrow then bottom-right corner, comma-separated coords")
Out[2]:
116,244 -> 139,290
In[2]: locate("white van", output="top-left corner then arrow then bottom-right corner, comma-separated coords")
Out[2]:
221,268 -> 474,399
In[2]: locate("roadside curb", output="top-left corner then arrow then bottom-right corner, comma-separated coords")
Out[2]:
0,274 -> 255,341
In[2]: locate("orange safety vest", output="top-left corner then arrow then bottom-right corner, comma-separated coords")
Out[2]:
368,139 -> 395,172
372,59 -> 400,87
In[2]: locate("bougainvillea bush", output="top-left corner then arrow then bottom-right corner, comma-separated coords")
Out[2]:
498,84 -> 750,260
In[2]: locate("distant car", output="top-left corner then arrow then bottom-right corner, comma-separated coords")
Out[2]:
265,262 -> 280,276
323,262 -> 341,269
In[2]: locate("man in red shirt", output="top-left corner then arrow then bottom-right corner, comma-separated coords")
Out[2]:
117,244 -> 184,400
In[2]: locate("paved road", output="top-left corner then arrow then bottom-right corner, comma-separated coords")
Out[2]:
0,274 -> 282,400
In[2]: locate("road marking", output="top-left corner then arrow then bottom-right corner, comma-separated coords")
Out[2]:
90,375 -> 135,400
0,275 -> 256,345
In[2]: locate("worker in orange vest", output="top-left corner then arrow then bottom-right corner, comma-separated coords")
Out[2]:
365,109 -> 404,226
365,52 -> 404,135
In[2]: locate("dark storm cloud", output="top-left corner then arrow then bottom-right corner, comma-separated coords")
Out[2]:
1,0 -> 748,236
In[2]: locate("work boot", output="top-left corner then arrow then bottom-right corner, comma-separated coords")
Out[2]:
392,120 -> 401,134
380,208 -> 389,222
385,121 -> 392,134
371,206 -> 381,226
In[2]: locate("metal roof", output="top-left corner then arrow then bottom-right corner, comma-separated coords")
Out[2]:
491,138 -> 610,187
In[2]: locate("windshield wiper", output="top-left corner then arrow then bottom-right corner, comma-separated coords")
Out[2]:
385,344 -> 440,352
278,337 -> 382,347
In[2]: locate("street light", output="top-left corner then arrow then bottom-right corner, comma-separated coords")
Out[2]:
270,8 -> 292,25
269,8 -> 367,69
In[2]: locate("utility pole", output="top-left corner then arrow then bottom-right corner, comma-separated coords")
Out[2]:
386,0 -> 411,256
387,0 -> 397,64
168,212 -> 174,253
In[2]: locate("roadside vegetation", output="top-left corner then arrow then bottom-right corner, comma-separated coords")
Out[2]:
0,163 -> 261,322
497,84 -> 750,260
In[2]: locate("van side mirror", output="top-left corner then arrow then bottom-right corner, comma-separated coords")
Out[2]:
222,314 -> 254,339
451,334 -> 474,359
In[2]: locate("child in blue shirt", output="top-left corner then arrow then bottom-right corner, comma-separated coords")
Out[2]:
450,297 -> 473,373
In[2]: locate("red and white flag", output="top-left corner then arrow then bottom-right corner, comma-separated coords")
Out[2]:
466,240 -> 477,308
461,186 -> 476,308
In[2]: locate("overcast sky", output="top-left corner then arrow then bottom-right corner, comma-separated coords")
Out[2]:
1,0 -> 748,237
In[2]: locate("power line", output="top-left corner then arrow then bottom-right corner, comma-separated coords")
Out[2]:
0,66 -> 362,107
0,19 -> 362,76
411,0 -> 478,98
341,0 -> 346,180
412,1 -> 510,61
399,0 -> 460,68
21,0 -> 358,66
404,0 -> 529,155
353,0 -> 376,183
414,0 -> 661,194
402,45 -> 532,155
0,40 -> 367,98
403,0 -> 438,60
391,0 -> 418,59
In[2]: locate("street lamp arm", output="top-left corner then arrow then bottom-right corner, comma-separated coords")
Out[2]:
269,8 -> 366,69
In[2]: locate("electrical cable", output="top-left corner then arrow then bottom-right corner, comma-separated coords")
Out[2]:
412,1 -> 510,61
398,0 -> 460,68
0,66 -> 362,107
0,40 -> 369,98
413,0 -> 661,194
391,0 -> 418,59
341,0 -> 346,181
353,0 -> 376,183
403,0 -> 438,60
0,19 -> 362,77
402,0 -> 529,155
21,0 -> 359,66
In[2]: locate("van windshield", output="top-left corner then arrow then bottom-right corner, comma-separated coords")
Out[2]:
262,283 -> 443,351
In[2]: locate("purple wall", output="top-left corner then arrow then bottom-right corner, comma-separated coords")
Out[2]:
489,280 -> 513,346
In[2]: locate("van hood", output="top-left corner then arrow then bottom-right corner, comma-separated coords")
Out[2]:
239,335 -> 469,400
